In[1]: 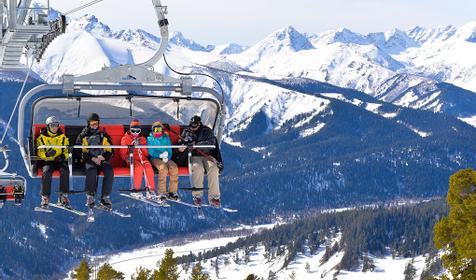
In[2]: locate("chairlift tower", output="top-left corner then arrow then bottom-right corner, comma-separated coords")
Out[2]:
0,0 -> 65,70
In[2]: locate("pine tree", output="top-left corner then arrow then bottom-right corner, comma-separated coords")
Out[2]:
190,262 -> 210,280
132,267 -> 152,280
245,274 -> 259,280
182,262 -> 190,274
267,270 -> 277,280
403,259 -> 416,280
213,257 -> 219,278
434,168 -> 476,279
305,262 -> 310,273
362,254 -> 375,272
71,259 -> 91,280
97,263 -> 124,280
154,248 -> 179,280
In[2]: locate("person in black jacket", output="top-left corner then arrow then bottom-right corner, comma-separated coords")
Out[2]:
75,113 -> 114,210
178,115 -> 223,207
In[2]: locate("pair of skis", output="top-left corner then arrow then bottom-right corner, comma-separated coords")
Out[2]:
35,202 -> 131,222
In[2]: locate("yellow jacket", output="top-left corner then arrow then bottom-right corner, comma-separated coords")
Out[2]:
36,128 -> 69,161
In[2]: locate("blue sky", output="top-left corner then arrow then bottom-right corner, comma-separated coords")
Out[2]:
51,0 -> 476,45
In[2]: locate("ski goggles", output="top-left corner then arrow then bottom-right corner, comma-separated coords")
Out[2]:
89,121 -> 99,127
153,126 -> 162,133
48,122 -> 60,128
130,128 -> 141,134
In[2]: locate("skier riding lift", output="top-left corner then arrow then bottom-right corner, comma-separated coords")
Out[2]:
76,113 -> 114,211
120,119 -> 156,199
178,116 -> 223,208
36,116 -> 71,209
147,121 -> 180,203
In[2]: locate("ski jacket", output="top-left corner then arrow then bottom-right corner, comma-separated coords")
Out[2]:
147,133 -> 172,160
120,132 -> 149,163
36,127 -> 69,161
181,126 -> 223,165
75,127 -> 113,161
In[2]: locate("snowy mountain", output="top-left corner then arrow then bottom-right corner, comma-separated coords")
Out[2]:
30,13 -> 476,126
3,10 -> 476,279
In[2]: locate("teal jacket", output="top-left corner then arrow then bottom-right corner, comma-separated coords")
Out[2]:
147,133 -> 172,160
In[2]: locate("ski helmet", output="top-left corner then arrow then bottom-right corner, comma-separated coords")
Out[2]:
189,116 -> 201,128
152,121 -> 163,138
45,116 -> 59,126
87,113 -> 100,124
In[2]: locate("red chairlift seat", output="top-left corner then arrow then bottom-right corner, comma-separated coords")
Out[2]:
32,124 -> 189,178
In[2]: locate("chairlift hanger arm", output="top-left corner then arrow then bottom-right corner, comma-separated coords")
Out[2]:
62,0 -> 171,86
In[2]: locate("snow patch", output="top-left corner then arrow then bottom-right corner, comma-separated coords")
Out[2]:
299,123 -> 325,138
458,116 -> 476,127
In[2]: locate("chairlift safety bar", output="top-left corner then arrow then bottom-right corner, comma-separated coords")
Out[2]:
37,145 -> 216,149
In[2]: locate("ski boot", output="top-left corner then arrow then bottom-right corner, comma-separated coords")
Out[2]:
86,194 -> 95,209
99,196 -> 112,211
131,191 -> 144,199
168,192 -> 180,201
14,185 -> 24,206
146,189 -> 156,200
59,193 -> 72,209
193,196 -> 203,207
210,197 -> 221,209
155,192 -> 166,204
40,195 -> 50,209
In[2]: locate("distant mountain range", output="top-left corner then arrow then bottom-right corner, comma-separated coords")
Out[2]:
1,9 -> 476,279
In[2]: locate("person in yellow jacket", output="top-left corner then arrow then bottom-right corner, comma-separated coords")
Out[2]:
36,116 -> 70,209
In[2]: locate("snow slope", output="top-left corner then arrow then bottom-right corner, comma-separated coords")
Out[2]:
87,227 -> 427,280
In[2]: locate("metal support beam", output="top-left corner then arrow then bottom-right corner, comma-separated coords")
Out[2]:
8,0 -> 15,29
16,0 -> 32,26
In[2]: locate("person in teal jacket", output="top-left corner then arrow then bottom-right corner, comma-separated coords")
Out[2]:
147,121 -> 179,202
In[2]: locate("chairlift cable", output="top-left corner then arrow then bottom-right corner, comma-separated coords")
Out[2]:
63,0 -> 106,16
163,54 -> 225,102
0,57 -> 34,145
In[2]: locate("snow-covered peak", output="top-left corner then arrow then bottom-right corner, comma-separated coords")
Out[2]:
253,25 -> 314,52
317,28 -> 369,45
216,43 -> 248,55
367,29 -> 419,54
457,21 -> 476,43
67,14 -> 113,37
114,29 -> 161,49
406,24 -> 457,45
169,31 -> 209,52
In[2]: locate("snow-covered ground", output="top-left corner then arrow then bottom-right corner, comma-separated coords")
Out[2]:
77,227 -> 427,280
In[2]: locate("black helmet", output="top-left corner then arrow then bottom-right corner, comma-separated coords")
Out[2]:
87,113 -> 100,124
189,115 -> 201,128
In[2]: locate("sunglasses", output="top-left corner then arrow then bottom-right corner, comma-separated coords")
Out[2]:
89,121 -> 99,126
153,127 -> 162,133
49,123 -> 60,128
131,128 -> 141,134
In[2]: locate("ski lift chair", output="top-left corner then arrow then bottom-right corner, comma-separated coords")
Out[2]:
0,146 -> 26,207
16,0 -> 226,191
23,92 -> 223,175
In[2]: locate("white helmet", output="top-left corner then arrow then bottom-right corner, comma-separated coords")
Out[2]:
45,116 -> 59,126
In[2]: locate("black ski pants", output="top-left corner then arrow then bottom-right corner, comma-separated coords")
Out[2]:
85,161 -> 113,197
41,161 -> 70,197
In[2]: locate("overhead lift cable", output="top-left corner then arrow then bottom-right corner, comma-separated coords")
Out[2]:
64,0 -> 106,16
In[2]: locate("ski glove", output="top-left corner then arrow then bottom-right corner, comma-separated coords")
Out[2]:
45,149 -> 57,157
217,162 -> 224,174
160,151 -> 169,163
54,154 -> 65,162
